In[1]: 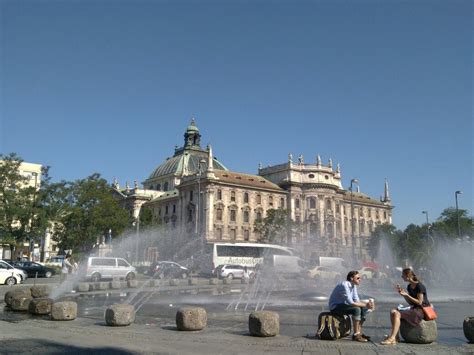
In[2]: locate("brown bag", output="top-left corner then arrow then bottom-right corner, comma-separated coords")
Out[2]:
422,305 -> 437,321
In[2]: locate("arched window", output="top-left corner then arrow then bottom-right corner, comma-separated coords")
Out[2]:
156,183 -> 161,191
216,208 -> 222,221
163,182 -> 169,191
243,211 -> 249,223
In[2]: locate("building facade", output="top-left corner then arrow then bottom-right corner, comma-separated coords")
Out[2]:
114,120 -> 392,261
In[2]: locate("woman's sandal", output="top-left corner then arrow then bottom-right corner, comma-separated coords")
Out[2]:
380,337 -> 397,345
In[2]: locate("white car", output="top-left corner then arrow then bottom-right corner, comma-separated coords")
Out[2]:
359,267 -> 387,280
0,260 -> 26,285
219,264 -> 245,279
307,266 -> 341,281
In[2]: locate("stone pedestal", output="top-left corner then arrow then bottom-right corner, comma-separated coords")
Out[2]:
223,278 -> 232,285
10,295 -> 33,311
188,278 -> 197,286
209,278 -> 218,285
105,304 -> 135,326
51,301 -> 77,321
463,317 -> 474,343
400,319 -> 437,344
29,298 -> 53,315
110,281 -> 122,289
127,279 -> 138,288
249,311 -> 279,337
76,283 -> 91,292
5,289 -> 31,307
169,279 -> 179,286
176,307 -> 207,331
30,285 -> 52,298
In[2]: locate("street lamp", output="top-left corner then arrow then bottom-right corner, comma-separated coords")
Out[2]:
135,208 -> 141,264
196,159 -> 206,248
422,210 -> 429,225
455,190 -> 462,238
349,178 -> 359,264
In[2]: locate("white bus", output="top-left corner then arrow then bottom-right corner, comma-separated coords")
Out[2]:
211,242 -> 297,270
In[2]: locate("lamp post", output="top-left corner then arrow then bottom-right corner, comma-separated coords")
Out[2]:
455,190 -> 462,238
135,208 -> 140,264
30,172 -> 38,261
422,210 -> 429,225
422,210 -> 434,248
349,178 -> 359,264
196,159 -> 206,248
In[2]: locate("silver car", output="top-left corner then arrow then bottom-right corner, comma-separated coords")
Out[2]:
83,257 -> 136,282
219,264 -> 245,279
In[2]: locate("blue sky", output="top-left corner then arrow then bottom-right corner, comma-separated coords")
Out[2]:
1,0 -> 472,229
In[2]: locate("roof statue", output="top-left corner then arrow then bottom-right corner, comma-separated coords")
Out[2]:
383,178 -> 391,202
336,163 -> 341,173
298,154 -> 304,165
288,153 -> 293,163
317,154 -> 322,166
134,180 -> 138,189
328,158 -> 333,168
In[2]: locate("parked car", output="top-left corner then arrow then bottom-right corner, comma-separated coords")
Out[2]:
81,257 -> 136,282
218,264 -> 245,279
306,265 -> 341,281
212,264 -> 225,278
149,261 -> 189,279
12,261 -> 56,278
44,255 -> 65,268
0,260 -> 27,285
359,266 -> 387,280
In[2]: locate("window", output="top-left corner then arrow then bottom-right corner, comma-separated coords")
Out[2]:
230,229 -> 236,240
308,174 -> 315,178
91,258 -> 116,266
217,189 -> 222,200
310,197 -> 316,209
172,205 -> 176,214
256,194 -> 261,204
163,182 -> 169,191
230,209 -> 236,222
326,199 -> 331,210
384,211 -> 387,219
190,190 -> 193,201
216,228 -> 222,240
188,209 -> 193,222
256,211 -> 262,221
244,192 -> 249,203
368,209 -> 372,218
269,196 -> 273,206
244,229 -> 250,241
243,211 -> 249,223
216,208 -> 222,221
280,198 -> 284,208
165,205 -> 169,215
231,191 -> 236,202
156,183 -> 161,191
295,199 -> 300,209
117,259 -> 130,267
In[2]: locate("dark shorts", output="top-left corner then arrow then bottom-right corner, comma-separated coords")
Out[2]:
331,303 -> 367,322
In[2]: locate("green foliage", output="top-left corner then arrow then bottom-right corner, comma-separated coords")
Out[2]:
51,173 -> 130,252
253,209 -> 301,245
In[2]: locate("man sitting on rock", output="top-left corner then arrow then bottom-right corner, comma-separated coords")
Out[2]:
328,270 -> 374,342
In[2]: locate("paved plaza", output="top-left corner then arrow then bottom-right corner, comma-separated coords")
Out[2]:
0,277 -> 473,354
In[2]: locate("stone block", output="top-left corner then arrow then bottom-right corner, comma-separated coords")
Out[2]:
110,281 -> 122,289
97,282 -> 109,290
249,311 -> 279,337
105,304 -> 135,326
76,283 -> 91,292
30,285 -> 52,298
188,278 -> 197,286
209,278 -> 219,285
169,279 -> 179,286
4,289 -> 31,307
127,279 -> 138,288
463,317 -> 474,343
176,307 -> 207,331
10,295 -> 33,311
51,301 -> 77,321
223,278 -> 232,285
29,298 -> 53,315
400,319 -> 437,344
149,279 -> 160,287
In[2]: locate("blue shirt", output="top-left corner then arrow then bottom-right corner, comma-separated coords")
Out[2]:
328,281 -> 360,310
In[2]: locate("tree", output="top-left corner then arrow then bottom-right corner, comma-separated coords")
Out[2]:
432,207 -> 473,239
0,153 -> 45,255
51,173 -> 130,253
254,209 -> 299,245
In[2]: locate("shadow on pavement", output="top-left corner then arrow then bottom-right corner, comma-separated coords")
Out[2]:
0,339 -> 136,354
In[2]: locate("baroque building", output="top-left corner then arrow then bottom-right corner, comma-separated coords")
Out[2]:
113,120 -> 392,261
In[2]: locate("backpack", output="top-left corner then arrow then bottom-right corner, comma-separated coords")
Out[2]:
316,312 -> 351,340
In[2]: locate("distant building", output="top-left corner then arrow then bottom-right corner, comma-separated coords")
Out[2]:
113,120 -> 392,261
0,161 -> 54,261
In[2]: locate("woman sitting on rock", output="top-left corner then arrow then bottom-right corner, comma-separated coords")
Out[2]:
381,268 -> 431,345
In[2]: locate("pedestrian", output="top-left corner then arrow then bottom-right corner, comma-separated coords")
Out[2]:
380,268 -> 431,345
61,254 -> 73,282
243,266 -> 250,282
328,270 -> 374,342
